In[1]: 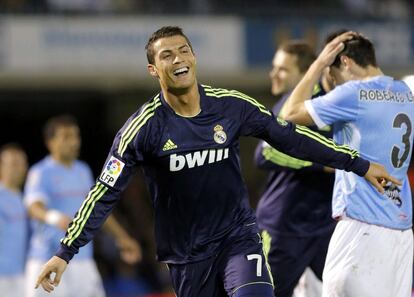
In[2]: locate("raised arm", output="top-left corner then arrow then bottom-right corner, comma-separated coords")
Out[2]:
280,31 -> 355,124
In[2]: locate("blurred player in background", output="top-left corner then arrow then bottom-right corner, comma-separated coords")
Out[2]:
282,31 -> 414,297
24,115 -> 141,297
0,143 -> 28,297
255,40 -> 335,297
36,26 -> 397,297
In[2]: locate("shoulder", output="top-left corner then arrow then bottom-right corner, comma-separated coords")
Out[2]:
74,160 -> 92,172
202,84 -> 271,115
122,94 -> 163,132
116,93 -> 163,157
28,157 -> 52,176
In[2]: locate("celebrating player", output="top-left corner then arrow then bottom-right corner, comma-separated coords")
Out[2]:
36,27 -> 398,297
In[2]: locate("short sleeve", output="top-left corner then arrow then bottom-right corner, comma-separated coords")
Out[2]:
24,167 -> 50,206
305,82 -> 359,129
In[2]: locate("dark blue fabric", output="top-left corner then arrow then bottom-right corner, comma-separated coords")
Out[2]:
266,231 -> 332,297
57,84 -> 369,264
233,283 -> 274,297
168,231 -> 273,297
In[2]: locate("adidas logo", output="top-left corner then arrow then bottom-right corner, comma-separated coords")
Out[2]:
163,139 -> 178,151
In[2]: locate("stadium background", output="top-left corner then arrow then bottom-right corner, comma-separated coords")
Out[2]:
1,0 -> 414,296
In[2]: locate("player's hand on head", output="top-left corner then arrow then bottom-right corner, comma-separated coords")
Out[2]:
117,236 -> 142,265
316,31 -> 355,68
364,162 -> 402,193
35,256 -> 67,293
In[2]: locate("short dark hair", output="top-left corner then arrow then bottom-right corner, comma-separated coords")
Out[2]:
145,26 -> 193,64
43,115 -> 78,142
0,142 -> 24,157
325,28 -> 349,44
327,30 -> 377,68
279,41 -> 316,73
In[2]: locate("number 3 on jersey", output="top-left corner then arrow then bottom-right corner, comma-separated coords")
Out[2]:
392,113 -> 412,168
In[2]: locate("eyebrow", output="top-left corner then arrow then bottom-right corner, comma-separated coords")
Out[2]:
159,44 -> 190,55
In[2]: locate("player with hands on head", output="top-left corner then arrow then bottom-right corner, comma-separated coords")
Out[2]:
281,30 -> 413,297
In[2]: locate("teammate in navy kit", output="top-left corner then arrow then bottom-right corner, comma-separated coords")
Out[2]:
255,41 -> 335,297
35,26 -> 398,297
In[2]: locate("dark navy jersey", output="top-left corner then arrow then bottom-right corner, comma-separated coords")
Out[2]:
57,84 -> 369,264
255,83 -> 336,237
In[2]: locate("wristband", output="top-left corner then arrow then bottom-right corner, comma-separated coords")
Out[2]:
45,210 -> 64,226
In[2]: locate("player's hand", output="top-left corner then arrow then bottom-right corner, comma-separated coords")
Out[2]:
316,31 -> 355,68
35,256 -> 67,293
364,162 -> 402,193
117,236 -> 142,265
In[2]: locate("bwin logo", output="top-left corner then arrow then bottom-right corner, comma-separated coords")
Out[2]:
170,148 -> 229,172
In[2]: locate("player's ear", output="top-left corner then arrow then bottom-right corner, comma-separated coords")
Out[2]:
147,64 -> 159,79
340,56 -> 351,69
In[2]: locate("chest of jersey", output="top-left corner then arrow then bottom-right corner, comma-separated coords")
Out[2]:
150,111 -> 239,172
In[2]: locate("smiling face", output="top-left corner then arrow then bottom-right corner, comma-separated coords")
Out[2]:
147,35 -> 197,92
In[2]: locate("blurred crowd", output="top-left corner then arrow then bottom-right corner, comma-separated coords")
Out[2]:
0,0 -> 412,18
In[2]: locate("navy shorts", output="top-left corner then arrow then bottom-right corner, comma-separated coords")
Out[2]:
168,232 -> 274,297
262,230 -> 332,297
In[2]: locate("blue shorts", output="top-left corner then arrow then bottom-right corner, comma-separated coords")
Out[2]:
168,232 -> 274,297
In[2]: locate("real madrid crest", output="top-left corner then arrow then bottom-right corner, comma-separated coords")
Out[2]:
213,124 -> 227,144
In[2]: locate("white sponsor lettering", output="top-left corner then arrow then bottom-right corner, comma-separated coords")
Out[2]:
170,154 -> 186,172
185,150 -> 208,168
169,148 -> 229,171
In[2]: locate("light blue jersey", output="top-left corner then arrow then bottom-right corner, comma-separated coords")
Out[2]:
305,75 -> 414,230
0,184 -> 27,275
24,156 -> 94,260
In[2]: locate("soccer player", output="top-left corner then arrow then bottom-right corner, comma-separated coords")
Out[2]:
36,26 -> 398,297
281,31 -> 414,297
255,41 -> 335,297
24,115 -> 141,297
0,143 -> 28,297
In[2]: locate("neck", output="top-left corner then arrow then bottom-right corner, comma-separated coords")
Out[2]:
162,83 -> 201,117
356,65 -> 383,80
51,154 -> 74,167
1,180 -> 20,192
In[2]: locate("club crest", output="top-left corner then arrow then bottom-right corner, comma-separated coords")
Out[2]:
213,124 -> 227,144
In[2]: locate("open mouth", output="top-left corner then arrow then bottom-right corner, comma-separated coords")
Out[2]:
173,67 -> 189,77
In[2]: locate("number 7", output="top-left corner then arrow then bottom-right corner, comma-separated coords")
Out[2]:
247,254 -> 262,277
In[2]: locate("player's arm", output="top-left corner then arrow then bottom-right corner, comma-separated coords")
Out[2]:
262,121 -> 399,193
254,139 -> 326,172
255,92 -> 332,173
27,201 -> 71,231
35,111 -> 148,293
24,169 -> 71,231
280,31 -> 355,124
237,93 -> 399,193
103,215 -> 142,264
